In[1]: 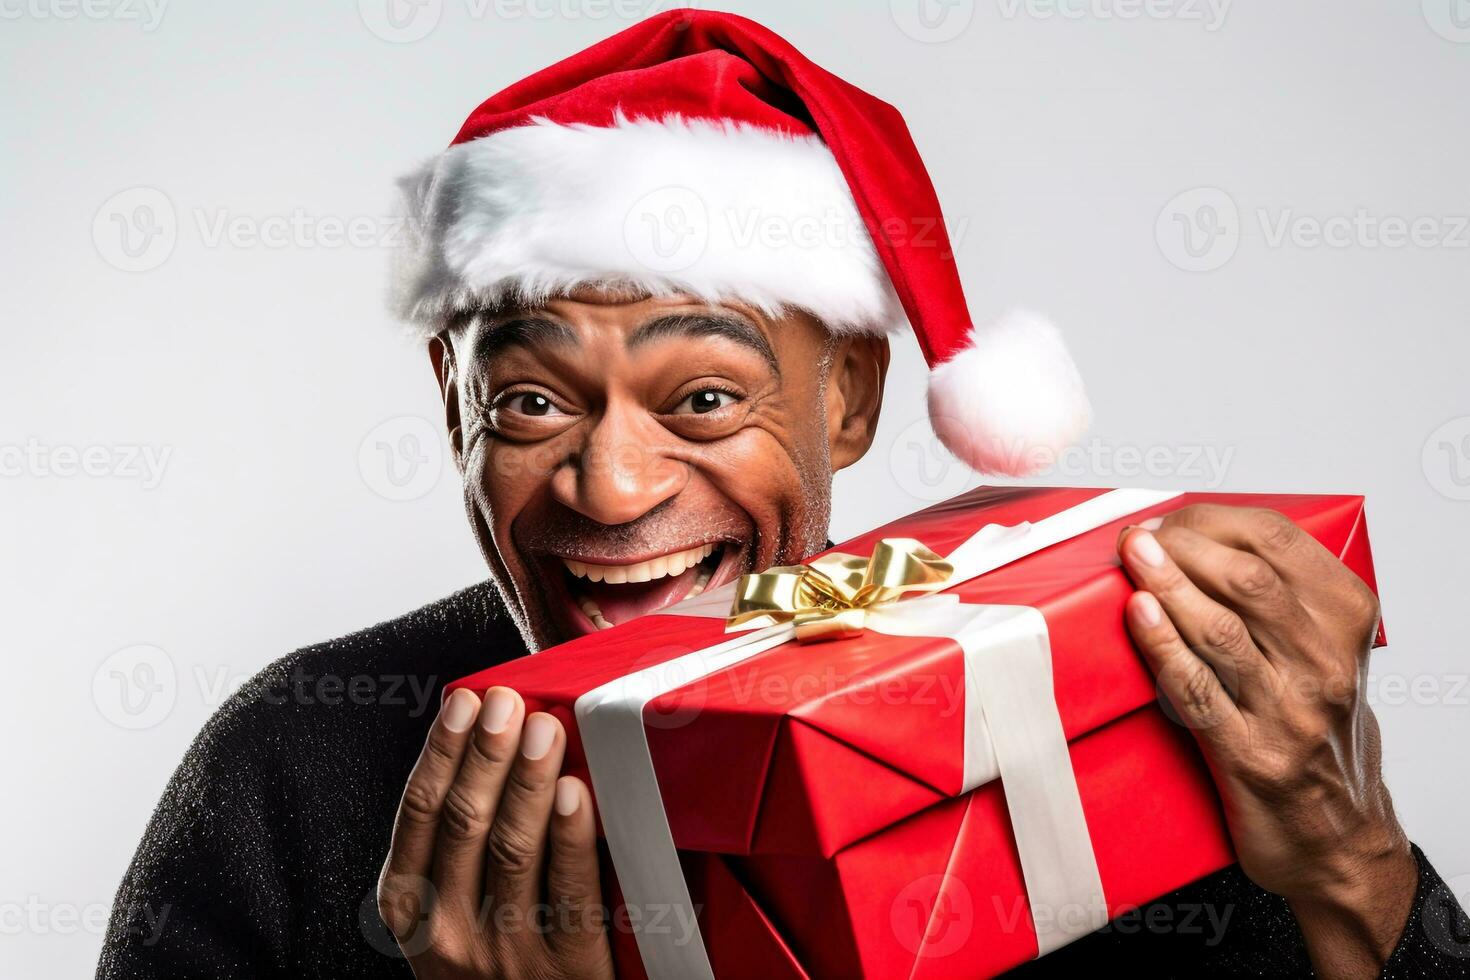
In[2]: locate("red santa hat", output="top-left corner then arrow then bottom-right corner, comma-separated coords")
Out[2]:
392,9 -> 1090,475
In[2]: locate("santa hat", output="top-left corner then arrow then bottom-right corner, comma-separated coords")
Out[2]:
392,9 -> 1090,475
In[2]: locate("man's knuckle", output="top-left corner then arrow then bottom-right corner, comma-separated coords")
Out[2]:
1180,664 -> 1220,716
487,825 -> 540,878
472,729 -> 517,766
506,762 -> 551,800
1229,554 -> 1278,599
1203,609 -> 1248,651
1345,584 -> 1381,631
439,786 -> 491,841
1155,562 -> 1192,598
376,882 -> 407,933
1166,504 -> 1206,528
546,866 -> 587,907
423,730 -> 462,769
1243,752 -> 1294,791
399,779 -> 442,825
1250,509 -> 1299,552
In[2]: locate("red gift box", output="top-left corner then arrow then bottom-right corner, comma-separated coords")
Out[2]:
447,486 -> 1382,978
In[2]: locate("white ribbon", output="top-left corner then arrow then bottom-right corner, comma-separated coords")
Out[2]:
574,489 -> 1181,978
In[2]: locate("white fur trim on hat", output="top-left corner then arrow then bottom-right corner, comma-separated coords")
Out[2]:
391,114 -> 906,336
926,311 -> 1092,476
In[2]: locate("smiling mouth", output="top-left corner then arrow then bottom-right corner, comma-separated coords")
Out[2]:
556,542 -> 729,630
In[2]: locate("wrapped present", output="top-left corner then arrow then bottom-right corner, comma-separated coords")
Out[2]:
447,486 -> 1383,979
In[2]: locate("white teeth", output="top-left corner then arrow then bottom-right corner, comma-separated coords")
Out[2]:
561,543 -> 718,585
686,564 -> 714,599
578,597 -> 615,631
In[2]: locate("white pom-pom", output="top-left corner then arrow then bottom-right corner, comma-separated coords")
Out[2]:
926,311 -> 1091,476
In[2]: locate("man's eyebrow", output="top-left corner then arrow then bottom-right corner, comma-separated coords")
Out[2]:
469,315 -> 579,361
627,313 -> 780,376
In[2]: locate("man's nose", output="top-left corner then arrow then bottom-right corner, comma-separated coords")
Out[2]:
549,407 -> 687,527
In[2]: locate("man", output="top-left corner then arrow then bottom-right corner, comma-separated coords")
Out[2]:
99,10 -> 1468,979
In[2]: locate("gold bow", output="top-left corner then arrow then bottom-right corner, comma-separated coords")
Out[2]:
727,538 -> 955,642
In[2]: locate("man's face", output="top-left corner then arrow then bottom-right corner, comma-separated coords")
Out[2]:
431,289 -> 889,650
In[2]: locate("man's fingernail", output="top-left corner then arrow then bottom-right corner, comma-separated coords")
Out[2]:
481,687 -> 517,734
1134,591 -> 1164,627
442,689 -> 478,733
1130,530 -> 1168,568
1140,516 -> 1164,531
555,777 -> 581,816
521,713 -> 557,760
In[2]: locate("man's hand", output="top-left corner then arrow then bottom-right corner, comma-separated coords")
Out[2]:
377,687 -> 614,979
1117,505 -> 1417,980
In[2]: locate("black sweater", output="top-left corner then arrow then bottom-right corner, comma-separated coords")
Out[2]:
98,582 -> 1470,978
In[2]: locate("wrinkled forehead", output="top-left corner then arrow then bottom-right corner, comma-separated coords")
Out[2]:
449,289 -> 832,375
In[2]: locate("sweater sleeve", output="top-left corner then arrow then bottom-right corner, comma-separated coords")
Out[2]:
96,692 -> 295,979
1382,844 -> 1470,978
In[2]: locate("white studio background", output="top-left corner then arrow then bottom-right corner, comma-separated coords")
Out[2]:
3,1 -> 1468,975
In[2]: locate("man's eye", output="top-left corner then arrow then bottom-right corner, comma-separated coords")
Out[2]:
500,393 -> 564,417
677,389 -> 738,415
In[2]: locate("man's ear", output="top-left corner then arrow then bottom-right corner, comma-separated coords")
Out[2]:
826,334 -> 890,473
427,332 -> 465,471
